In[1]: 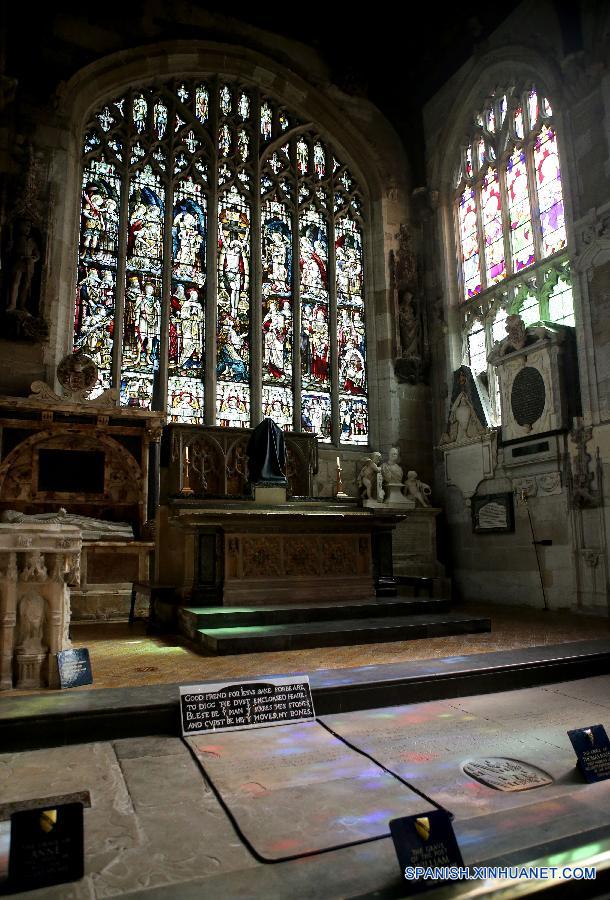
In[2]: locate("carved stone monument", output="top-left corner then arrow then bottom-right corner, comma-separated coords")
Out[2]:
488,316 -> 580,444
0,522 -> 82,690
439,366 -> 497,499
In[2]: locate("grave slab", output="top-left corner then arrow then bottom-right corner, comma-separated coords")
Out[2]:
186,720 -> 434,859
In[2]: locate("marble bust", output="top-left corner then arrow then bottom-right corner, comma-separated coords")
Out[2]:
381,447 -> 403,485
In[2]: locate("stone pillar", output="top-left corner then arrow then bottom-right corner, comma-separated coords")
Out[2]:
0,553 -> 18,690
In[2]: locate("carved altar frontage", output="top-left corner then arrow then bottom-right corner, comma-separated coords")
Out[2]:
155,425 -> 402,616
0,392 -> 163,620
0,522 -> 81,690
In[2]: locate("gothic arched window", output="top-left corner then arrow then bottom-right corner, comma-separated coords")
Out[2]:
74,78 -> 369,445
455,86 -> 573,419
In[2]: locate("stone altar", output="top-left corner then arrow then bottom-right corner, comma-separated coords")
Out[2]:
155,426 -> 402,609
0,522 -> 82,689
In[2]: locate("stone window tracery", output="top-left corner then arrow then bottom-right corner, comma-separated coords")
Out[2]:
74,78 -> 369,445
454,85 -> 573,421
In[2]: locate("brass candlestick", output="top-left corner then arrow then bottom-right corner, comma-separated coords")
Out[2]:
335,457 -> 349,499
180,445 -> 194,496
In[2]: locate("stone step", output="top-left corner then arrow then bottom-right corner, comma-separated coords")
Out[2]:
179,598 -> 450,633
196,612 -> 491,654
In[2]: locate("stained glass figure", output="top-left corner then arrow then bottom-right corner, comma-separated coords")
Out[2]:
261,102 -> 272,141
220,85 -> 232,116
301,391 -> 331,442
154,100 -> 167,138
336,216 -> 368,444
75,158 -> 121,396
219,124 -> 231,156
481,168 -> 505,285
339,396 -> 368,445
168,178 -> 207,421
506,150 -> 534,271
195,85 -> 209,123
262,201 -> 292,394
458,187 -> 481,299
528,89 -> 539,129
121,165 -> 165,409
217,381 -> 250,427
238,92 -> 250,120
297,139 -> 308,175
262,385 -> 292,430
534,126 -> 566,255
133,95 -> 147,132
216,187 -> 251,426
314,143 -> 325,178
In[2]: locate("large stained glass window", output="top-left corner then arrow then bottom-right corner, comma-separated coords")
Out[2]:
455,87 -> 567,303
75,79 -> 368,444
455,86 -> 572,423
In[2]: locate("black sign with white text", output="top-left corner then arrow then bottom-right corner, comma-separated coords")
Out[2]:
179,676 -> 315,735
568,724 -> 610,783
390,810 -> 464,893
57,649 -> 93,689
5,802 -> 84,894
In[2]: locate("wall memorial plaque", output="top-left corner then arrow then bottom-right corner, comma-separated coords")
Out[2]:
471,492 -> 515,534
179,675 -> 315,736
567,724 -> 610,783
57,649 -> 93,689
6,802 -> 84,894
390,810 -> 464,893
511,366 -> 546,427
462,757 -> 553,791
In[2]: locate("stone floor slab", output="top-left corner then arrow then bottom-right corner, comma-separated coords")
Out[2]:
187,720 -> 434,859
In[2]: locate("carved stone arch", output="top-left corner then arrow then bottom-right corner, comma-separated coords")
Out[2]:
0,429 -> 142,509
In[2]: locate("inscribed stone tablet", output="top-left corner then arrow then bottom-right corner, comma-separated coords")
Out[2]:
180,675 -> 315,735
511,366 -> 546,426
462,757 -> 553,792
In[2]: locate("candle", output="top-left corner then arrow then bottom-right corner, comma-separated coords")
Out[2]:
336,456 -> 340,468
185,446 -> 190,464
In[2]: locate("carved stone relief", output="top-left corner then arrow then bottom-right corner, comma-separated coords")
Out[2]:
0,523 -> 82,690
390,224 -> 428,384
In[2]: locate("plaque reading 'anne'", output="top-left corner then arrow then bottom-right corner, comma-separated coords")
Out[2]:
462,757 -> 553,792
511,366 -> 546,426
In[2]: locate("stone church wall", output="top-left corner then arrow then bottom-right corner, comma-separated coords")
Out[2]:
424,0 -> 610,610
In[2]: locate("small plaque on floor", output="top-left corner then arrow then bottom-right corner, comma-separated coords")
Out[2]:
568,724 -> 610,782
462,757 -> 553,791
57,648 -> 93,689
180,675 -> 315,735
4,802 -> 84,894
390,809 -> 464,892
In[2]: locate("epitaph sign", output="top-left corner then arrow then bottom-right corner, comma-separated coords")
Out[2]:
57,648 -> 92,689
7,802 -> 84,894
390,810 -> 464,893
180,676 -> 315,736
462,757 -> 553,791
511,366 -> 546,426
568,724 -> 610,783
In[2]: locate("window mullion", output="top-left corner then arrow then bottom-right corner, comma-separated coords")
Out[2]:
205,78 -> 219,426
